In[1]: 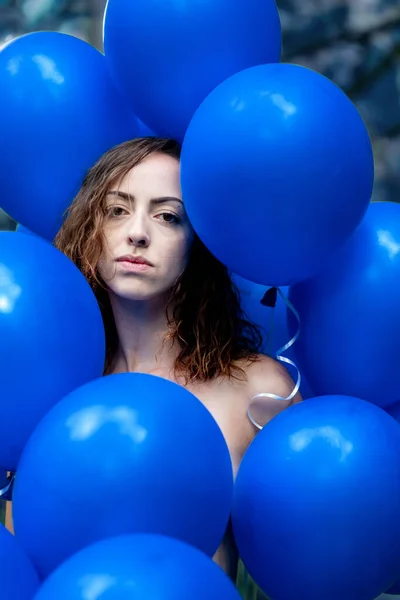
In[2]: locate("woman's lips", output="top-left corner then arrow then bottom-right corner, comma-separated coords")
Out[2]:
117,260 -> 153,273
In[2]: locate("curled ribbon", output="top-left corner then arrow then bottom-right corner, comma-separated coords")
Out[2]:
0,472 -> 15,502
247,286 -> 301,431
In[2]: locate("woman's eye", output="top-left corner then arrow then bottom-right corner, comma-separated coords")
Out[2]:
156,212 -> 180,225
108,206 -> 127,218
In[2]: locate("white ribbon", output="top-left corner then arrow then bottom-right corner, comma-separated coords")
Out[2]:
0,471 -> 15,501
248,287 -> 301,431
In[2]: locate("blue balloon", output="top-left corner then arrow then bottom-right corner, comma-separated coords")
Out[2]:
103,0 -> 281,141
137,119 -> 156,138
232,395 -> 400,600
0,32 -> 138,240
0,523 -> 40,599
386,581 -> 400,596
15,224 -> 37,236
385,402 -> 400,597
181,63 -> 374,286
232,275 -> 289,356
13,373 -> 233,577
289,202 -> 400,409
0,231 -> 105,470
387,402 -> 400,422
33,533 -> 241,600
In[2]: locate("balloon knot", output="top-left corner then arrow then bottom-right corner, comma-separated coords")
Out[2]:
260,287 -> 278,308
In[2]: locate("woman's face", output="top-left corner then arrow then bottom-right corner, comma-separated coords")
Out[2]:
98,152 -> 194,302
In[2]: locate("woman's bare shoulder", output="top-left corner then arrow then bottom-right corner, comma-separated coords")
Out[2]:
237,353 -> 302,406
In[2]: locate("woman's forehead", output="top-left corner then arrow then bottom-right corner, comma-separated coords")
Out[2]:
113,153 -> 181,197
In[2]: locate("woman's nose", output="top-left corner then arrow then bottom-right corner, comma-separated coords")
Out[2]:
127,215 -> 150,248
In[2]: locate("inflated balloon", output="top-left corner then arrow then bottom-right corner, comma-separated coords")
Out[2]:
386,581 -> 400,595
103,0 -> 281,141
385,401 -> 400,597
387,402 -> 400,422
33,533 -> 241,600
289,202 -> 400,409
0,524 -> 40,599
232,396 -> 400,600
0,232 -> 105,470
0,31 -> 138,240
181,63 -> 374,286
232,276 -> 289,355
13,373 -> 233,577
15,224 -> 37,236
137,119 -> 156,137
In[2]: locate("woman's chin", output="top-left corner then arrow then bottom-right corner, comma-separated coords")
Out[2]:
110,284 -> 172,304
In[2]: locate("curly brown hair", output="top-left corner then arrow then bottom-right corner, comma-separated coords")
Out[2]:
55,137 -> 262,381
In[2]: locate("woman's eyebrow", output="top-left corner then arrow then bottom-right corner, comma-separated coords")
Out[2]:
150,196 -> 183,206
107,191 -> 183,206
107,190 -> 134,202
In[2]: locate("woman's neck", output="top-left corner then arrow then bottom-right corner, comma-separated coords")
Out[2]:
108,292 -> 179,377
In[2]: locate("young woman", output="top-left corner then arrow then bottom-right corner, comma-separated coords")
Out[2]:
55,136 -> 302,579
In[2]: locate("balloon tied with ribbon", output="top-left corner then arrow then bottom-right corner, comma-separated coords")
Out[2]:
260,286 -> 278,308
248,286 -> 302,430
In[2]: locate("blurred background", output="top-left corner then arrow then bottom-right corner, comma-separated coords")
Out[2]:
0,0 -> 399,230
